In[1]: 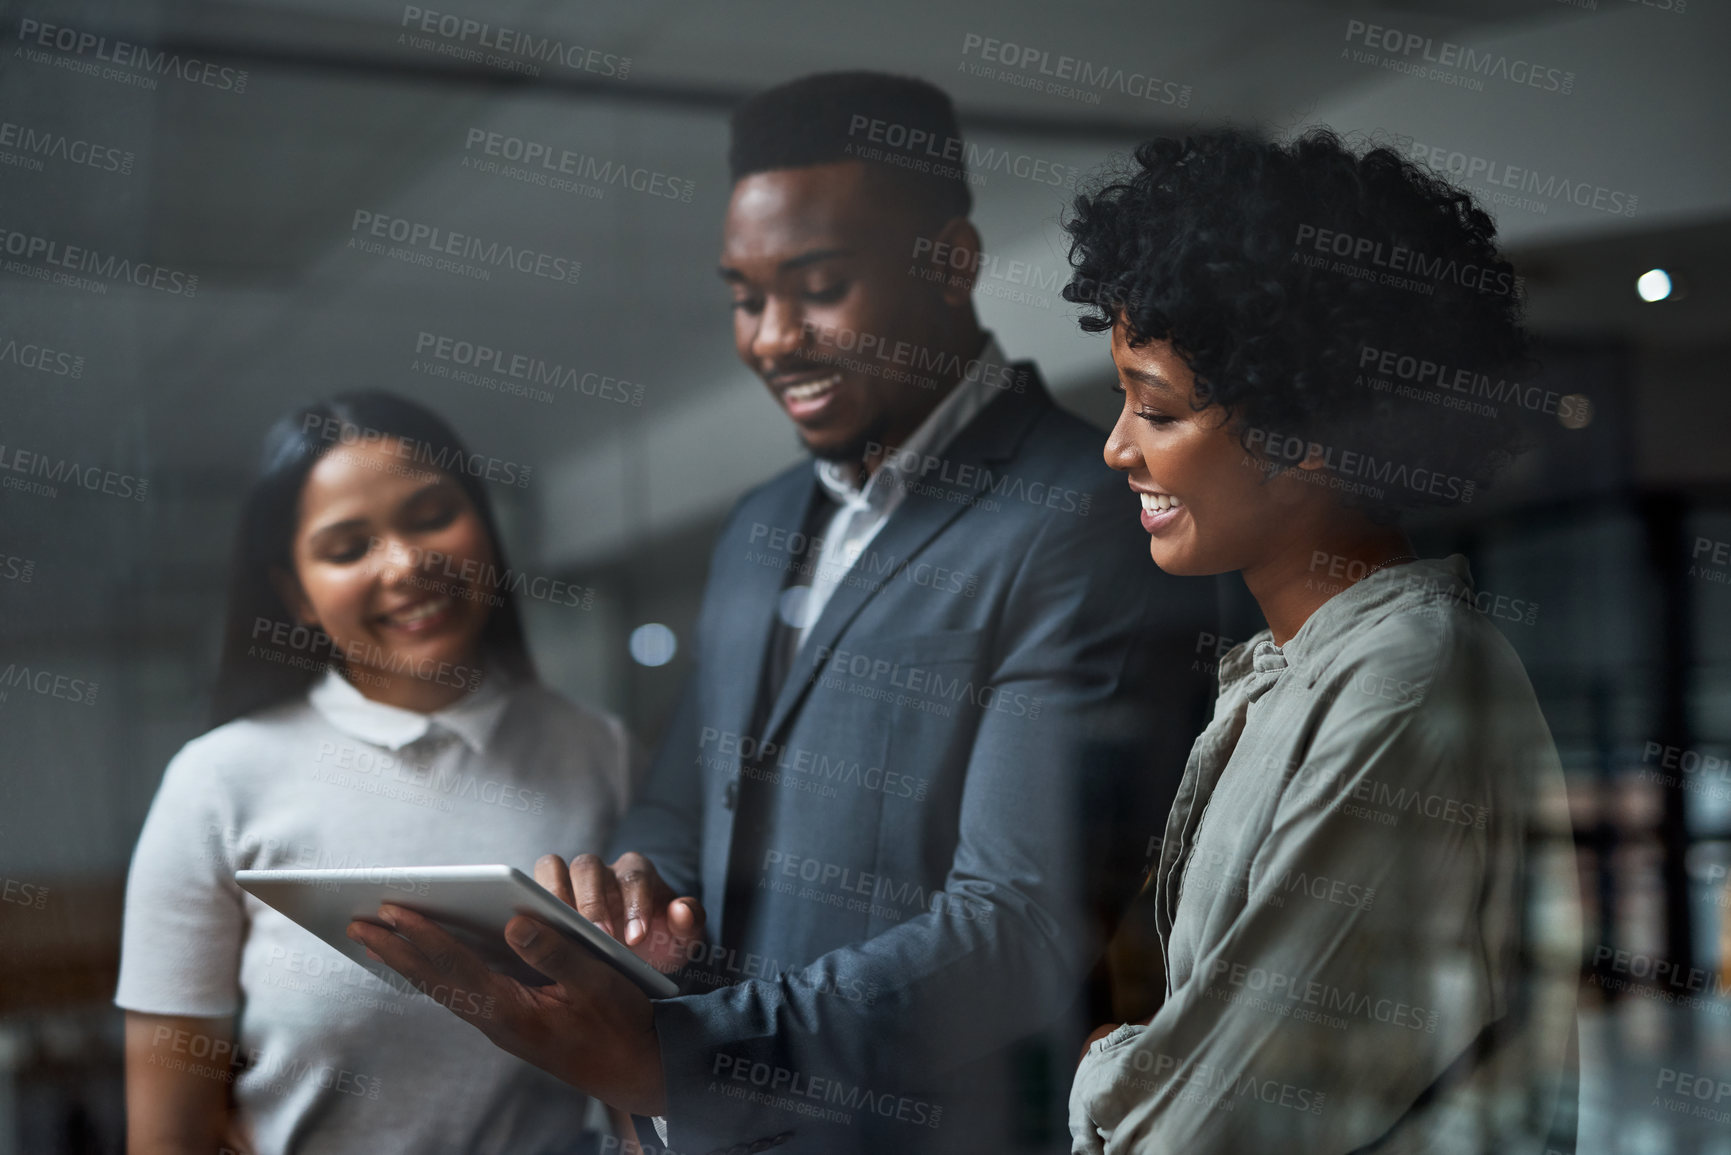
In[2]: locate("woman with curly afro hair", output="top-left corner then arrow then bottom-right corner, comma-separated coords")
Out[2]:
1064,129 -> 1579,1154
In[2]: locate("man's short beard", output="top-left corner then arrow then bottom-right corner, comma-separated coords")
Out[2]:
801,412 -> 891,466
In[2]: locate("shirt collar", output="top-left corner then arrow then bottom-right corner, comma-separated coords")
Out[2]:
1283,554 -> 1472,672
308,667 -> 513,753
814,333 -> 1010,507
1215,555 -> 1475,693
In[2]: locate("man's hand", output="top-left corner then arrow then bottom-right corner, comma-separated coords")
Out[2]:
566,851 -> 706,974
345,852 -> 689,1116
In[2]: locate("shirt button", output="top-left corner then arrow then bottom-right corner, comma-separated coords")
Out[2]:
723,780 -> 739,810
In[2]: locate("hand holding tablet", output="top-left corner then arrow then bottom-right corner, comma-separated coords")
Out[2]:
325,854 -> 698,1116
235,863 -> 680,997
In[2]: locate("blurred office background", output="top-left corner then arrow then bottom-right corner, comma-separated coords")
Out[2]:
1,0 -> 1728,1150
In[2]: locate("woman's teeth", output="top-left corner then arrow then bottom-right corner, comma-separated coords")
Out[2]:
783,374 -> 841,401
1140,493 -> 1183,514
386,596 -> 450,624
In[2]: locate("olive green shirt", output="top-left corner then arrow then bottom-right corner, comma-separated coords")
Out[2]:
1070,556 -> 1579,1154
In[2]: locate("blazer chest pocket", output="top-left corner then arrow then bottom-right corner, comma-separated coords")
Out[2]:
810,628 -> 989,723
862,627 -> 988,668
839,629 -> 991,860
823,627 -> 991,766
813,627 -> 989,697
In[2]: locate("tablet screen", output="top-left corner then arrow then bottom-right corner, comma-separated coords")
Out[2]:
235,864 -> 680,998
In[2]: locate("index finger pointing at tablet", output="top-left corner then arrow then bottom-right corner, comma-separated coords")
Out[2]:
664,895 -> 705,958
612,851 -> 664,947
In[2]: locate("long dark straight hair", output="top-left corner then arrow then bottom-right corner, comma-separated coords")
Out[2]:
210,391 -> 537,728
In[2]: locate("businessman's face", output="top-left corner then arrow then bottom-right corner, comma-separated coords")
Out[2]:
721,161 -> 953,465
1102,326 -> 1322,576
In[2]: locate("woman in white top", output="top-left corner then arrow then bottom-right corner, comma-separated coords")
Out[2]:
117,391 -> 641,1154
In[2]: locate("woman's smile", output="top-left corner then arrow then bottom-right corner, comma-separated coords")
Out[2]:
1130,485 -> 1187,534
372,591 -> 459,635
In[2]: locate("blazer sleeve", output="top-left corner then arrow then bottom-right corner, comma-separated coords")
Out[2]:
651,489 -> 1214,1152
607,666 -> 705,898
604,487 -> 755,896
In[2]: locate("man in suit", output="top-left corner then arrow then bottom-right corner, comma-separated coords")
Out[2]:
356,72 -> 1215,1154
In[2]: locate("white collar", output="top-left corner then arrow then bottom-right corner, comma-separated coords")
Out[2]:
308,667 -> 513,753
814,333 -> 1010,507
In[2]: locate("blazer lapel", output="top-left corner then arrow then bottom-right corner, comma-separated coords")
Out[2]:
758,372 -> 1051,741
704,470 -> 825,935
718,471 -> 825,744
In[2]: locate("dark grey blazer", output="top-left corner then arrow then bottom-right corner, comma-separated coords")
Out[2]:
611,368 -> 1217,1155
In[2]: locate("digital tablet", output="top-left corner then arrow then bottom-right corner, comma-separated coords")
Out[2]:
235,864 -> 679,998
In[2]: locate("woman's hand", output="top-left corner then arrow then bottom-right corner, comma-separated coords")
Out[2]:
1079,1021 -> 1123,1066
1077,1013 -> 1156,1067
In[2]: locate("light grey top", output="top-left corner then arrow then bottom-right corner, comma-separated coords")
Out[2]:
117,670 -> 643,1155
1070,556 -> 1580,1154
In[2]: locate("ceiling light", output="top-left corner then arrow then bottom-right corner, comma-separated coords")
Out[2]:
1636,268 -> 1672,302
629,623 -> 677,667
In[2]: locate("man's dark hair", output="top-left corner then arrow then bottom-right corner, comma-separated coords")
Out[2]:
730,71 -> 972,223
1063,127 -> 1532,516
